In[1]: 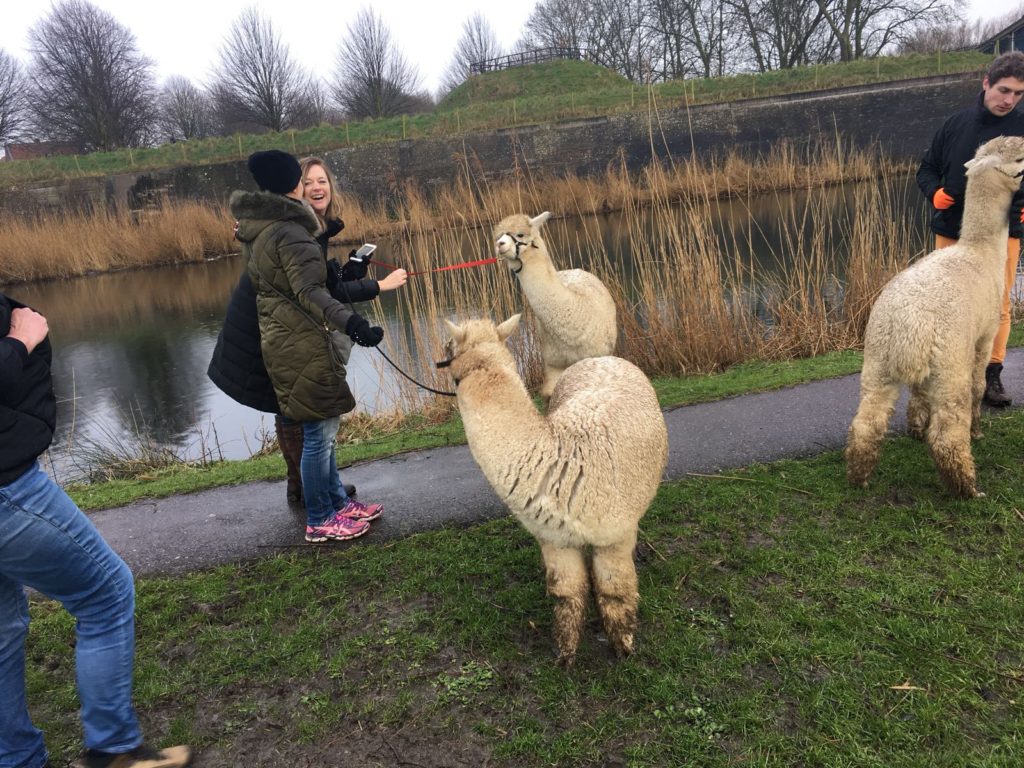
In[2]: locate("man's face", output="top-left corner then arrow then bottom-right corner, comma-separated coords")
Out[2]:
982,75 -> 1024,117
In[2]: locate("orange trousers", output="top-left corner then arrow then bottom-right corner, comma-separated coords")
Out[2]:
934,235 -> 1021,364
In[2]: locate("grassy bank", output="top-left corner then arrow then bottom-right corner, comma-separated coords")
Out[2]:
0,52 -> 988,187
27,404 -> 1024,766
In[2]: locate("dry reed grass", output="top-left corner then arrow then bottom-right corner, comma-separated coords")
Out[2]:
350,140 -> 925,411
0,200 -> 236,285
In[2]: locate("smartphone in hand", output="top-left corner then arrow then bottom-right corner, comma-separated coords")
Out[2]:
351,243 -> 377,262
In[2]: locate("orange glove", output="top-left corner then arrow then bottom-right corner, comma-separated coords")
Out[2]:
1020,208 -> 1024,224
932,188 -> 955,210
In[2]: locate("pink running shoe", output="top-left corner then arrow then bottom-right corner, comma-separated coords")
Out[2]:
305,511 -> 371,543
338,499 -> 383,523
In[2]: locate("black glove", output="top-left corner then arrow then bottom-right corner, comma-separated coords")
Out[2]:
341,248 -> 371,281
325,258 -> 344,290
345,313 -> 384,347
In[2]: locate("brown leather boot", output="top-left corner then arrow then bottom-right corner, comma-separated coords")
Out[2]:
275,415 -> 305,503
984,363 -> 1012,408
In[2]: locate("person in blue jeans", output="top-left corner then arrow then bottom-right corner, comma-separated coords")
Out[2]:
0,294 -> 191,768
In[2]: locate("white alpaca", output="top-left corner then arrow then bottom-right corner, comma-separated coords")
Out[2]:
493,212 -> 618,400
440,314 -> 667,666
846,135 -> 1024,498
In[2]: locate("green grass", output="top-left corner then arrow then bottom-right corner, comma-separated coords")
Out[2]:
26,402 -> 1024,766
1,51 -> 990,187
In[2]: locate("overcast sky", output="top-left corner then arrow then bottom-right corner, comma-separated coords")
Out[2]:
0,0 -> 1013,98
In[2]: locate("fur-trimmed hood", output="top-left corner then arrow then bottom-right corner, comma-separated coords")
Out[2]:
229,190 -> 322,243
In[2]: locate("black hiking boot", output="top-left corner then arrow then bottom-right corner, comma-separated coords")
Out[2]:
984,363 -> 1012,408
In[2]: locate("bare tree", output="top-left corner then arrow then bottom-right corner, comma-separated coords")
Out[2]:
157,76 -> 214,142
649,0 -> 732,80
440,12 -> 503,96
522,0 -> 595,53
976,3 -> 1024,44
588,0 -> 655,81
25,0 -> 156,150
0,50 -> 28,145
814,0 -> 958,61
727,0 -> 833,72
332,8 -> 424,119
289,77 -> 342,129
209,6 -> 309,133
897,18 -> 979,53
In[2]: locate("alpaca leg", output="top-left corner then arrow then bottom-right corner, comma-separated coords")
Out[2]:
927,385 -> 980,499
971,349 -> 989,439
845,380 -> 900,487
591,536 -> 640,659
539,541 -> 589,667
906,384 -> 930,441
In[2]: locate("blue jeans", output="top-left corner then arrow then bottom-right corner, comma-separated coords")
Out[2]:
301,417 -> 351,527
0,464 -> 142,768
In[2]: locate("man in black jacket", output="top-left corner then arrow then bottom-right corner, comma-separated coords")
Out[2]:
916,51 -> 1024,407
0,294 -> 191,768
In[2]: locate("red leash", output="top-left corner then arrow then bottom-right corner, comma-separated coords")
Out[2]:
371,257 -> 498,277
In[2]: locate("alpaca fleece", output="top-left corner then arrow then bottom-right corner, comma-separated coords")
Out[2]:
846,135 -> 1024,498
443,314 -> 668,666
493,212 -> 617,400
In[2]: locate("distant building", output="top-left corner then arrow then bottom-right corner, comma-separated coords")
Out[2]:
3,140 -> 82,161
979,15 -> 1024,55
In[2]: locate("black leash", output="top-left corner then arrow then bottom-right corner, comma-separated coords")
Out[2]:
375,345 -> 457,397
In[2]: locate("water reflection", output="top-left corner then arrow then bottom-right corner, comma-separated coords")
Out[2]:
11,257 -> 410,482
6,176 -> 997,482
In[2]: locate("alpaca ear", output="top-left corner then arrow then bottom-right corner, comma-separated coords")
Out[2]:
529,211 -> 551,228
964,155 -> 998,176
444,319 -> 466,345
496,313 -> 521,341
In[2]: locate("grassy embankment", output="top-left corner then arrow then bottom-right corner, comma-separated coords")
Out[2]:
0,51 -> 990,187
28,403 -> 1024,766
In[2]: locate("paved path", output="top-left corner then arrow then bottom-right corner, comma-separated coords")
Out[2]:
88,349 -> 1024,576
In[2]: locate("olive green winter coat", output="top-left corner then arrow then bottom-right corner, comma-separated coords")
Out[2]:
230,189 -> 357,421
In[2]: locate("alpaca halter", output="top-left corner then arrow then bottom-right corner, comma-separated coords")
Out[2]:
373,346 -> 456,397
501,233 -> 538,275
997,167 -> 1024,179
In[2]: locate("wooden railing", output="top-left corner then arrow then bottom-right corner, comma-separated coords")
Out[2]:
469,47 -> 586,75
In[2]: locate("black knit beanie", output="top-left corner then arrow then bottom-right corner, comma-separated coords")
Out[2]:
247,150 -> 302,195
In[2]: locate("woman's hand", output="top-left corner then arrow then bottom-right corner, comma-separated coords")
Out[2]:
8,307 -> 49,353
377,268 -> 408,292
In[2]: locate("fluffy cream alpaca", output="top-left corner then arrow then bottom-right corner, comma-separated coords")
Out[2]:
440,314 -> 668,665
493,212 -> 617,400
846,135 -> 1024,498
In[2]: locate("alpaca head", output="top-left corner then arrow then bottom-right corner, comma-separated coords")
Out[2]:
438,314 -> 522,385
965,135 -> 1024,191
493,212 -> 551,274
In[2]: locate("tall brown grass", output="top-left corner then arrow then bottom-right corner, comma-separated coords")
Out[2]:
352,140 -> 926,413
0,200 -> 237,285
